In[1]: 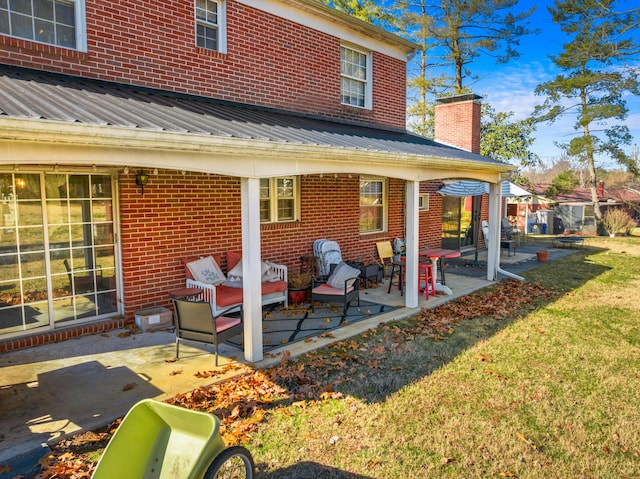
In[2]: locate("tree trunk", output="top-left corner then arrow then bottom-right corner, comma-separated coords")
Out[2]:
581,88 -> 602,222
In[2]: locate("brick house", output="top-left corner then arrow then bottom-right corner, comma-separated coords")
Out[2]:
0,0 -> 512,361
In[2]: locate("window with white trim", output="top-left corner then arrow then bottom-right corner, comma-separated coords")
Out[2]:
0,0 -> 86,50
260,177 -> 299,223
359,176 -> 387,233
341,45 -> 371,108
195,0 -> 225,52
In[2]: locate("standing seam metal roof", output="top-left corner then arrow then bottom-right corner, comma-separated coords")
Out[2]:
0,65 -> 504,165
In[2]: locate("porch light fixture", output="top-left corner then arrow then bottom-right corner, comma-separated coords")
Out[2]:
135,169 -> 150,195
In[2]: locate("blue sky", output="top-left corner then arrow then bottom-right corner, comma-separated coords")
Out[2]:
447,0 -> 640,168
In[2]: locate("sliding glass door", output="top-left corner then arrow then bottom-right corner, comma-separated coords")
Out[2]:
441,195 -> 479,250
0,172 -> 118,337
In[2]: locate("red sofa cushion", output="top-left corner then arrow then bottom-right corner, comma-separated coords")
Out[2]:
215,280 -> 287,307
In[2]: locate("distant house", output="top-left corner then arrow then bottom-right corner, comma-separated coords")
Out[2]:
0,0 -> 512,361
528,183 -> 640,235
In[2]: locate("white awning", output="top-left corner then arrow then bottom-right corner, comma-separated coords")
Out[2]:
438,180 -> 530,197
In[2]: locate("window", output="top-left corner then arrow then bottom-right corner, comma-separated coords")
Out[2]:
195,0 -> 225,52
260,177 -> 299,223
341,45 -> 371,108
0,0 -> 85,50
419,193 -> 429,210
360,177 -> 386,233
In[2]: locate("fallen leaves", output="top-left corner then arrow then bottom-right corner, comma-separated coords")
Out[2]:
475,353 -> 492,362
516,432 -> 539,451
485,370 -> 508,381
38,278 -> 557,479
412,280 -> 554,340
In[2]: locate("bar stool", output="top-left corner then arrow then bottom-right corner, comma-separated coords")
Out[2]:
387,260 -> 405,296
419,262 -> 436,299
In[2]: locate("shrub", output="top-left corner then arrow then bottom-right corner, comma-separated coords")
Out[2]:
601,209 -> 636,236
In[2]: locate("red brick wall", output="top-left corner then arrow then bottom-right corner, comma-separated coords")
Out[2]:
119,171 -> 443,318
419,182 -> 444,248
434,99 -> 482,153
0,0 -> 406,129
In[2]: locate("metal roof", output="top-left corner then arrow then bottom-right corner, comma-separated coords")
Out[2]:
0,65 -> 503,166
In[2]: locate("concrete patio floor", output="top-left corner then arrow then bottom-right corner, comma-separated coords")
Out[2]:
0,239 -> 577,477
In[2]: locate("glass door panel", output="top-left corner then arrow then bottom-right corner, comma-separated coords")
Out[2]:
442,195 -> 462,250
0,172 -> 118,337
442,195 -> 478,251
0,173 -> 47,334
460,196 -> 474,248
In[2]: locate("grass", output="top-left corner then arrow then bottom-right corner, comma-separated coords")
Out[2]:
247,232 -> 640,478
42,231 -> 640,479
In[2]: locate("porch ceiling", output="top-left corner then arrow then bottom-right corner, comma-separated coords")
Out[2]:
0,65 -> 512,182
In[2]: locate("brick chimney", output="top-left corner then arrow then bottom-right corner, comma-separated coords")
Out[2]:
434,94 -> 482,154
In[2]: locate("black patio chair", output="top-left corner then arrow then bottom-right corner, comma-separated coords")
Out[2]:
310,262 -> 360,316
173,299 -> 243,366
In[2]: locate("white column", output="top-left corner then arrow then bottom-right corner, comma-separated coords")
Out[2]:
486,182 -> 501,281
404,180 -> 419,308
240,177 -> 263,362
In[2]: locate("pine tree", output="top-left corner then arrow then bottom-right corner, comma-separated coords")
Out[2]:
534,0 -> 640,222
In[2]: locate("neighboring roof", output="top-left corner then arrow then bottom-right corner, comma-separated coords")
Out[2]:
0,65 -> 505,168
532,183 -> 640,205
606,187 -> 640,204
532,184 -> 603,203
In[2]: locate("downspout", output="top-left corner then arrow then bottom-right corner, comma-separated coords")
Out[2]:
488,181 -> 524,282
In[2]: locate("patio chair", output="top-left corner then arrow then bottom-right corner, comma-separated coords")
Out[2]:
501,218 -> 518,241
173,298 -> 243,366
311,262 -> 360,316
376,241 -> 395,278
313,239 -> 343,276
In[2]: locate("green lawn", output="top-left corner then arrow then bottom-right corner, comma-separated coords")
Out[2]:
44,233 -> 640,479
248,234 -> 640,478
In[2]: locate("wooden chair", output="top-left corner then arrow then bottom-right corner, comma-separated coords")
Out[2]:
173,299 -> 243,366
376,241 -> 395,278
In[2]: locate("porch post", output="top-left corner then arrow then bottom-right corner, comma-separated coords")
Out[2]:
486,182 -> 501,281
240,177 -> 263,362
404,180 -> 419,308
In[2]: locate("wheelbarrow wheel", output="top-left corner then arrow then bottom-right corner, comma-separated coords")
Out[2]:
203,445 -> 255,479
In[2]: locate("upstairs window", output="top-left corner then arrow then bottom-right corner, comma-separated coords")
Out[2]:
195,0 -> 225,53
260,177 -> 299,223
341,45 -> 371,109
0,0 -> 85,50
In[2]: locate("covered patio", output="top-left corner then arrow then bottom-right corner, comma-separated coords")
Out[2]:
1,66 -> 514,364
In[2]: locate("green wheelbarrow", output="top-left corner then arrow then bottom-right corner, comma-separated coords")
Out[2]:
92,399 -> 254,479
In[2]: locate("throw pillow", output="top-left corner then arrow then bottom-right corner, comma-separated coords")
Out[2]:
187,256 -> 226,285
261,262 -> 281,282
227,260 -> 272,283
327,262 -> 360,289
227,260 -> 243,282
